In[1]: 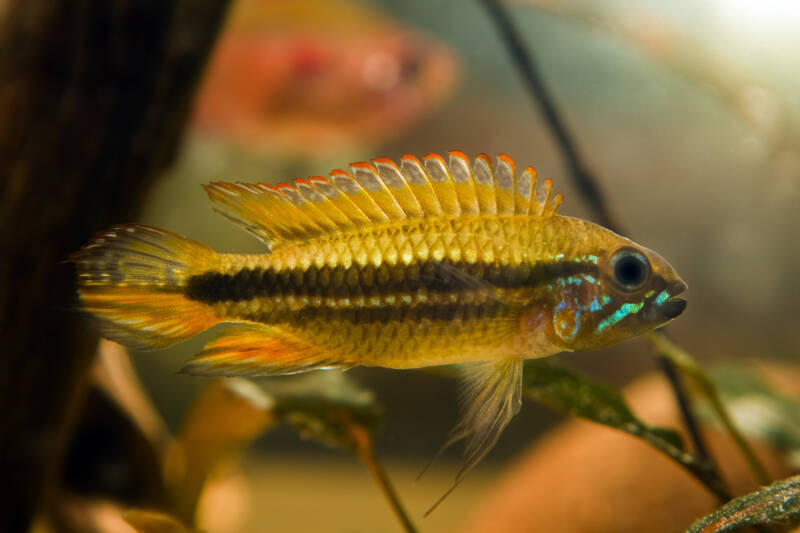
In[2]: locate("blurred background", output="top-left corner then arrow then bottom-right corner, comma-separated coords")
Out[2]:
135,0 -> 800,530
5,0 -> 800,532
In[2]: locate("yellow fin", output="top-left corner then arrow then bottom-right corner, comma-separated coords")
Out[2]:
181,324 -> 353,377
423,153 -> 461,215
447,150 -> 480,215
70,224 -> 219,348
204,153 -> 563,248
425,358 -> 523,516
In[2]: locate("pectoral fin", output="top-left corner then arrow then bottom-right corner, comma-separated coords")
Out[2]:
425,358 -> 523,515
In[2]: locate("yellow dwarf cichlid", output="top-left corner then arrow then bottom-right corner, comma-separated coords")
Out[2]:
71,151 -> 686,504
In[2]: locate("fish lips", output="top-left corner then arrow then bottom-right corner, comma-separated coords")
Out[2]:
661,280 -> 688,319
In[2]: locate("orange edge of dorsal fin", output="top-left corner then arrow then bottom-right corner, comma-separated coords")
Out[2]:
202,153 -> 563,247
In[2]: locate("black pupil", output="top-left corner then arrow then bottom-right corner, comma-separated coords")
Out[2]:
615,255 -> 645,287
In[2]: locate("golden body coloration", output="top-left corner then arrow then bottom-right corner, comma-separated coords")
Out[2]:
72,151 -> 687,507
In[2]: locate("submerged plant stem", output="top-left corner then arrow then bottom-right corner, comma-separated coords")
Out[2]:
646,332 -> 771,485
348,421 -> 418,533
477,0 -> 767,496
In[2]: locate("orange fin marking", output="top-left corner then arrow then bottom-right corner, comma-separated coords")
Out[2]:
181,324 -> 353,377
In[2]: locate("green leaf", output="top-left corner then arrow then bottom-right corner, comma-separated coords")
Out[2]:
523,359 -> 729,500
259,372 -> 416,533
685,475 -> 800,532
645,331 -> 770,485
701,364 -> 800,469
262,371 -> 382,452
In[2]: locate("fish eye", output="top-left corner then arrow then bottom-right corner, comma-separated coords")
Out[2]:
610,248 -> 651,291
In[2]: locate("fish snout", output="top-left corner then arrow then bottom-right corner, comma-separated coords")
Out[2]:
661,279 -> 688,319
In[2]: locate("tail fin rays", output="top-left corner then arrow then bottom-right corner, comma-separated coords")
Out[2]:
71,224 -> 219,348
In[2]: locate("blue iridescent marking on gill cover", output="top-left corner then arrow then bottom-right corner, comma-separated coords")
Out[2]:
554,301 -> 581,341
596,301 -> 645,333
654,290 -> 670,306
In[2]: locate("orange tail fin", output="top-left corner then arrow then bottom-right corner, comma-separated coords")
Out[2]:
70,224 -> 220,349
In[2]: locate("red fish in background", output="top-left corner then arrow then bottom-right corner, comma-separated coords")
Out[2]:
193,0 -> 459,155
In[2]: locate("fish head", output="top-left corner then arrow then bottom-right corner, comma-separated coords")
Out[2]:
546,224 -> 687,351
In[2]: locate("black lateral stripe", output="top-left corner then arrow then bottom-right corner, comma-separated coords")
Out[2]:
185,259 -> 597,303
248,301 -> 511,326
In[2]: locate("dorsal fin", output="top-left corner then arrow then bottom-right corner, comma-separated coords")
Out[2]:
205,152 -> 563,249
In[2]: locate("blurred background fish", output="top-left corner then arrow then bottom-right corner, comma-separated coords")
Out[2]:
192,0 -> 459,156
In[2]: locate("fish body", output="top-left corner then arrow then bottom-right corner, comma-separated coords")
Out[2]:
72,151 -> 686,503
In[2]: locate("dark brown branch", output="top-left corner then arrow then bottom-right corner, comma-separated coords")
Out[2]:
477,0 -> 725,497
0,1 -> 231,531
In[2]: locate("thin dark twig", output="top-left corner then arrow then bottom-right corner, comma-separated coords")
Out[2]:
477,0 -> 726,496
656,354 -> 714,468
478,0 -> 621,232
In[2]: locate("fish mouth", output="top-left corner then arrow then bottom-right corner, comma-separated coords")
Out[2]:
661,279 -> 688,319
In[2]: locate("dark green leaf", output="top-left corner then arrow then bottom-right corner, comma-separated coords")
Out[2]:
262,371 -> 382,452
685,475 -> 800,532
523,359 -> 728,500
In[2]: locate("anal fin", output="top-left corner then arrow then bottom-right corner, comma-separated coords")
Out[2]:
425,358 -> 523,516
181,324 -> 352,377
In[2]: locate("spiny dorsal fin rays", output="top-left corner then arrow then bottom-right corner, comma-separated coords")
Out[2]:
372,158 -> 426,217
400,154 -> 445,216
331,169 -> 388,223
294,178 -> 357,232
447,151 -> 480,214
423,358 -> 524,516
203,152 -> 563,249
472,154 -> 499,214
423,153 -> 461,215
350,162 -> 407,219
307,175 -> 373,227
494,154 -> 517,215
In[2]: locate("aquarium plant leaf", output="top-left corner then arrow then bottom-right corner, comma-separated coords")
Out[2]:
523,359 -> 730,501
123,509 -> 198,533
261,372 -> 417,533
700,363 -> 800,470
264,371 -> 381,451
685,475 -> 800,532
646,332 -> 771,485
167,378 -> 276,524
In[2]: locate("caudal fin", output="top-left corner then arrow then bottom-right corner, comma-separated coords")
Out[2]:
70,224 -> 221,348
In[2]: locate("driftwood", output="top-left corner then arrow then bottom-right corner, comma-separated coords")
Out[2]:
0,1 -> 231,531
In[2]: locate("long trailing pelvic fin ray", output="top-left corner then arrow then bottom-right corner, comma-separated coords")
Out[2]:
424,358 -> 524,516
